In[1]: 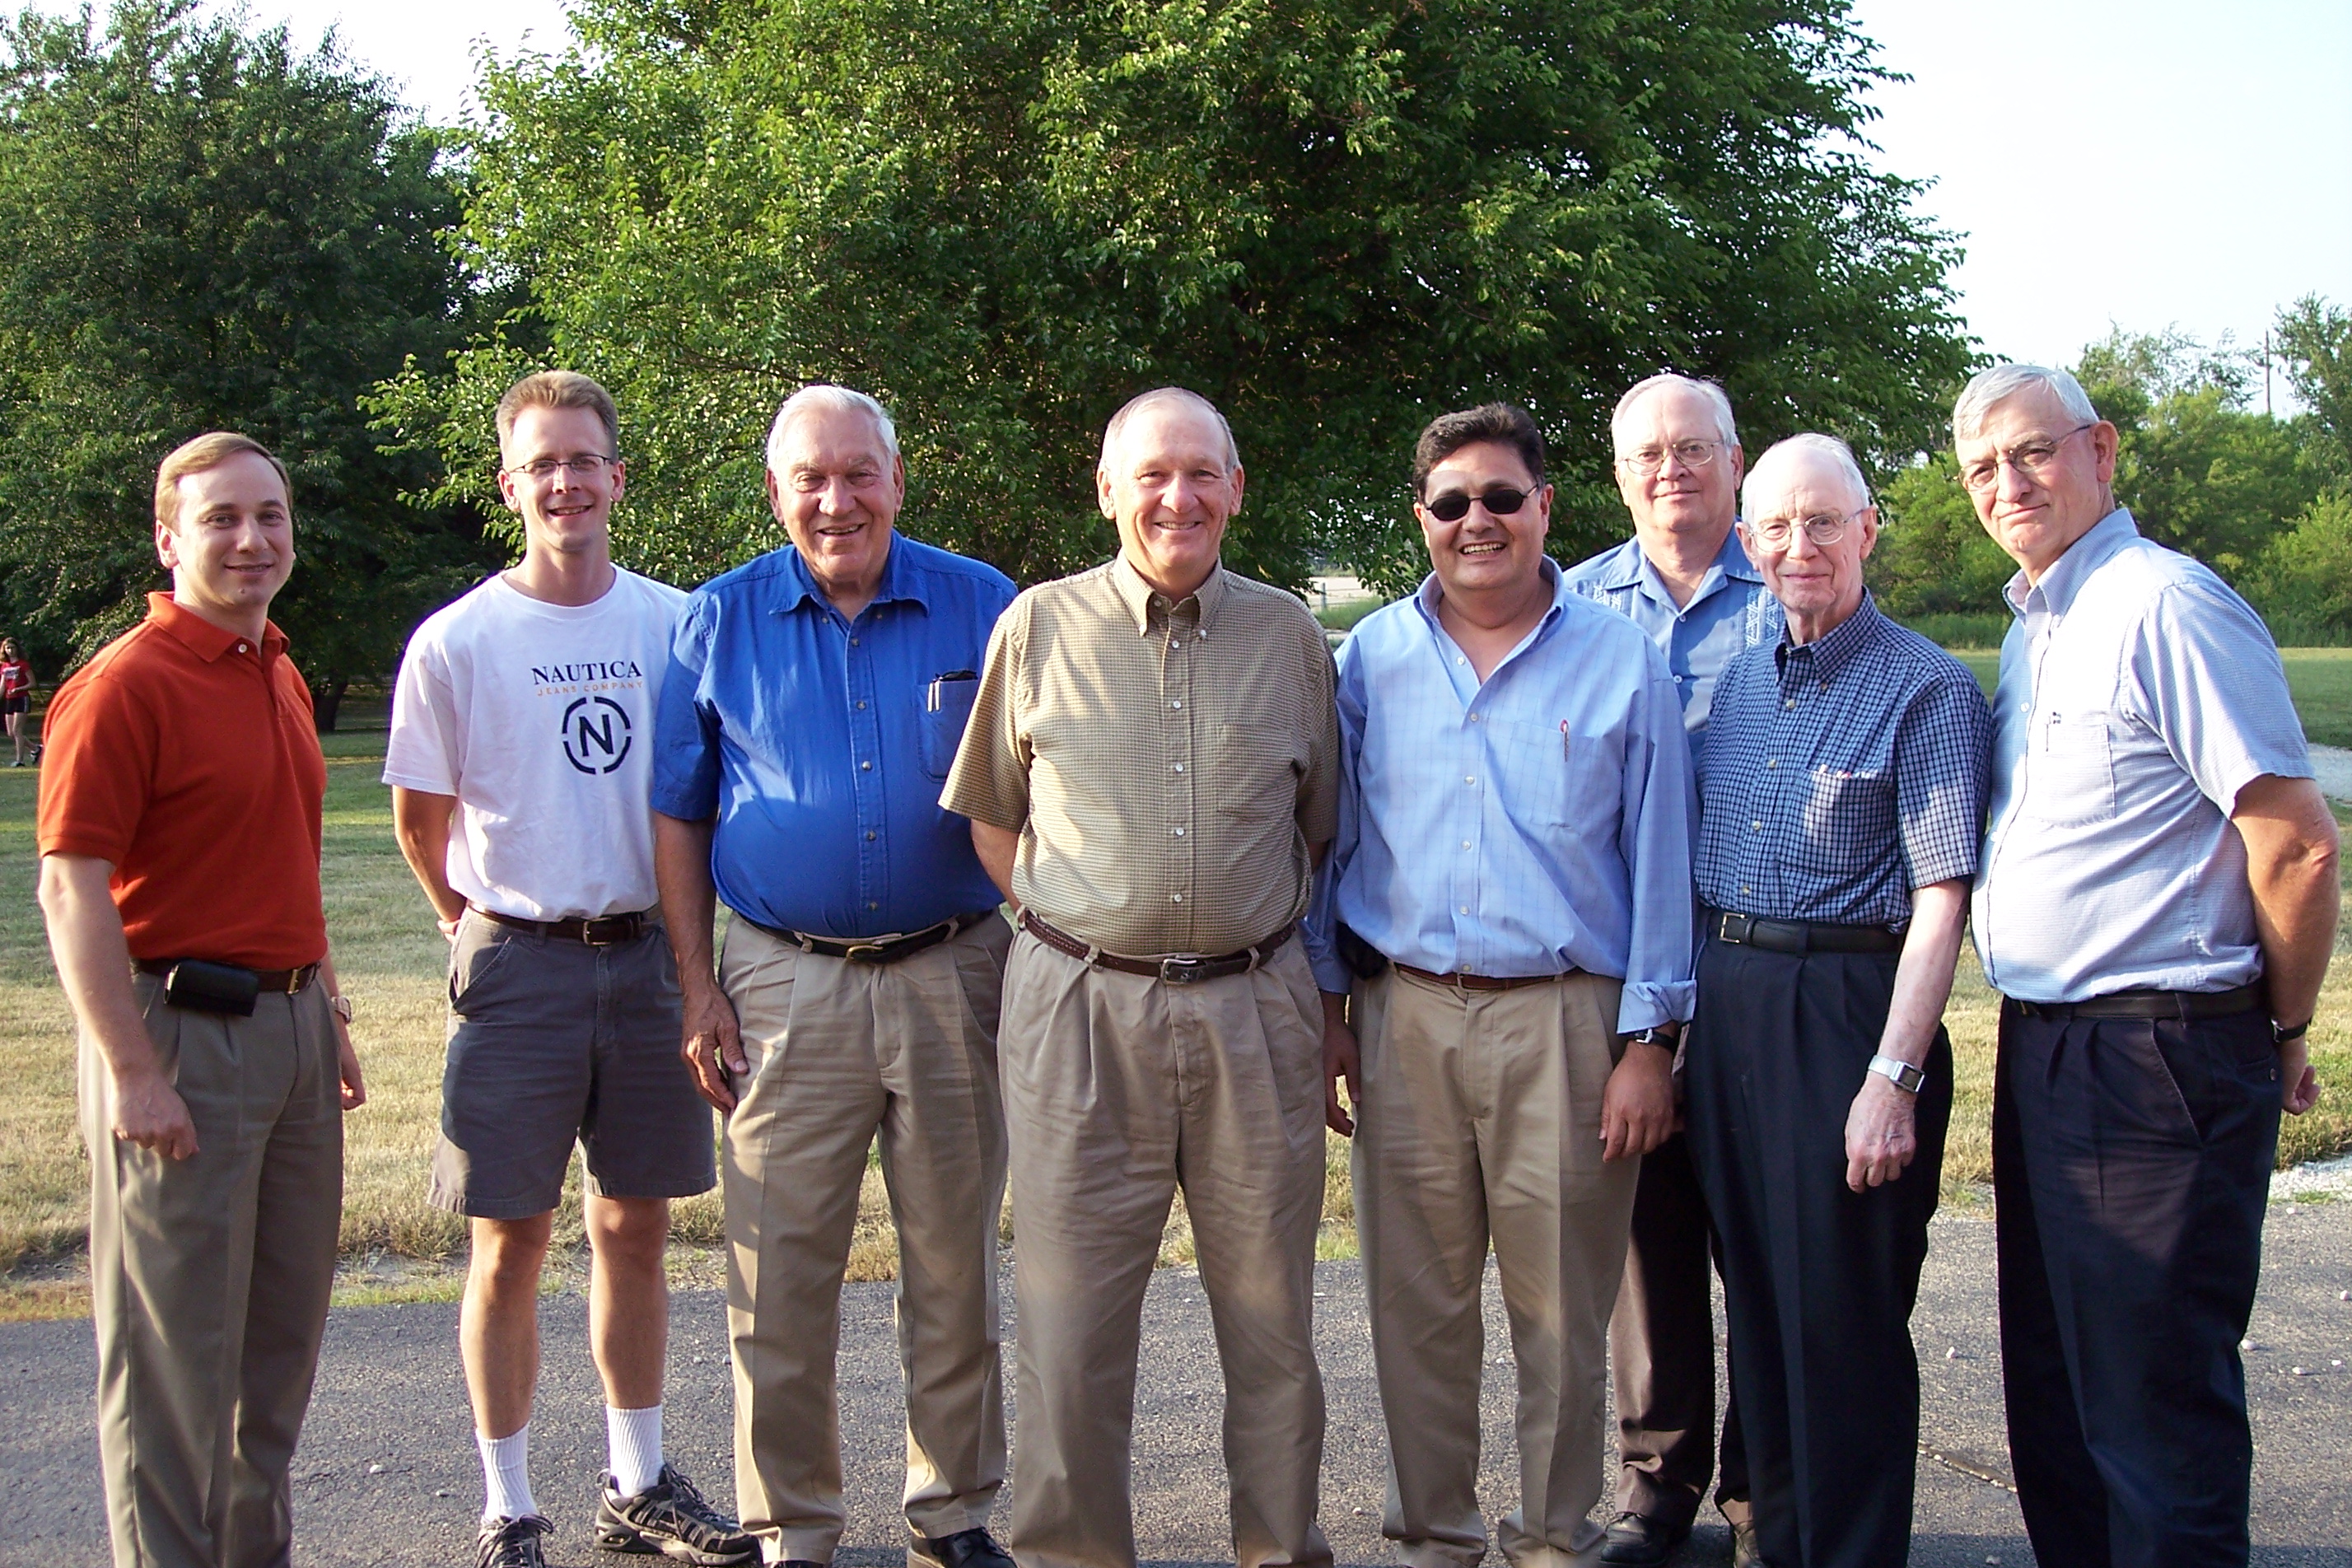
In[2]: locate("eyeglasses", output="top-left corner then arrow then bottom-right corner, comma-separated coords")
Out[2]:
1423,486 -> 1533,523
1617,439 -> 1723,477
504,453 -> 617,480
1747,510 -> 1861,548
1957,423 -> 2094,494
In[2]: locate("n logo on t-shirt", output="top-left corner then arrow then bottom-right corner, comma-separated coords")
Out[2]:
562,695 -> 632,775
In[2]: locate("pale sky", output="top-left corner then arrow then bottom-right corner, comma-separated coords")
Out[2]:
44,0 -> 2352,385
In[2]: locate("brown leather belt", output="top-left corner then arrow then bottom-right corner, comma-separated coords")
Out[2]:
1393,961 -> 1575,992
736,910 -> 994,965
2003,982 -> 2265,1022
1019,909 -> 1293,984
476,907 -> 655,946
136,959 -> 319,993
1706,908 -> 1904,955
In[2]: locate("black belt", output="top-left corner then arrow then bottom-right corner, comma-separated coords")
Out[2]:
1019,908 -> 1293,983
2002,982 -> 2265,1022
477,907 -> 655,946
1393,961 -> 1575,992
740,910 -> 993,965
1706,908 -> 1904,955
136,959 -> 319,993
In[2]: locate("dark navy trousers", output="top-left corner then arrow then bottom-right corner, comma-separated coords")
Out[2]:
1994,1003 -> 2282,1568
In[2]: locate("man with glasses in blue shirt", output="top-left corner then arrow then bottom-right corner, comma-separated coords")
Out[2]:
1564,373 -> 1778,1568
1958,364 -> 2336,1568
1313,402 -> 1694,1568
652,386 -> 1020,1568
1684,434 -> 1990,1568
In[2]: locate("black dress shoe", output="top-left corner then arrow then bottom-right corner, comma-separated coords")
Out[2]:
916,1528 -> 1015,1568
1598,1510 -> 1687,1567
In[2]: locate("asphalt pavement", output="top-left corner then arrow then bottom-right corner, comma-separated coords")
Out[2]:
2,1206 -> 2346,1567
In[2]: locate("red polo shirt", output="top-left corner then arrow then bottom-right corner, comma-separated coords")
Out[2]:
38,594 -> 329,968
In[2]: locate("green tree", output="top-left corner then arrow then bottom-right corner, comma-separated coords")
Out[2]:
2275,295 -> 2350,477
384,0 -> 1973,595
0,0 -> 497,721
1866,453 -> 2012,618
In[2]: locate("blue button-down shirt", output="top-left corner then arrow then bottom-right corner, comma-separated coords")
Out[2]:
1696,595 -> 1990,928
651,534 -> 1016,938
1973,509 -> 2312,1001
1305,562 -> 1697,1032
1561,530 -> 1783,757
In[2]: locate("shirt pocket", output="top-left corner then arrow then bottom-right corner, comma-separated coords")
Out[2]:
919,673 -> 981,781
1491,717 -> 1618,829
1786,767 -> 1897,874
1206,721 -> 1305,821
2023,707 -> 2116,827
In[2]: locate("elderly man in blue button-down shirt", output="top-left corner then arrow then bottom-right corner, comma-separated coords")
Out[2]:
651,385 -> 1020,1568
1311,402 -> 1694,1568
1959,364 -> 2338,1568
1564,372 -> 1777,1568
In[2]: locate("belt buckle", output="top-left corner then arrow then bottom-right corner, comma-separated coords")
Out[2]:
1160,954 -> 1207,984
842,942 -> 889,964
581,916 -> 634,947
1718,912 -> 1754,945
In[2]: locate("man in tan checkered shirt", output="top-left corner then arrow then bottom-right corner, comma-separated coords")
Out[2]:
943,387 -> 1339,1568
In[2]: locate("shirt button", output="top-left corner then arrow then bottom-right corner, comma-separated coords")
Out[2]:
1174,826 -> 1186,837
1741,884 -> 1752,896
856,699 -> 867,709
1783,700 -> 1795,710
1458,905 -> 1469,915
1171,894 -> 1184,903
867,901 -> 878,910
1174,763 -> 1185,773
866,831 -> 876,841
236,642 -> 249,654
1462,841 -> 1472,850
1468,712 -> 1480,722
1464,775 -> 1475,785
850,637 -> 860,646
1752,820 -> 1763,831
1172,699 -> 1183,709
861,760 -> 873,771
1766,758 -> 1777,769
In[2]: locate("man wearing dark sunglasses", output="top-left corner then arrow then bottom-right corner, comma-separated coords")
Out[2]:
1309,401 -> 1694,1568
1563,373 -> 1779,1567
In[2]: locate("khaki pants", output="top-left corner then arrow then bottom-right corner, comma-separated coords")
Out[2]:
998,930 -> 1332,1568
85,973 -> 344,1568
721,914 -> 1013,1565
1351,968 -> 1637,1568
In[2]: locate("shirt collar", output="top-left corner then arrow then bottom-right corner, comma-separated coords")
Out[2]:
1412,557 -> 1569,642
1108,554 -> 1229,634
144,591 -> 285,664
1776,590 -> 1882,685
773,532 -> 925,618
2004,506 -> 2138,620
1598,528 -> 1762,603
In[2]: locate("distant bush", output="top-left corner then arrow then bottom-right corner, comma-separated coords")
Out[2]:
1899,613 -> 2011,650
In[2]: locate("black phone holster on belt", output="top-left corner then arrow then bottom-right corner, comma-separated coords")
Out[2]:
161,959 -> 260,1016
1335,922 -> 1390,981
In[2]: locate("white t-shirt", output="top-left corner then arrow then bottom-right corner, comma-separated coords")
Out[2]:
384,568 -> 687,920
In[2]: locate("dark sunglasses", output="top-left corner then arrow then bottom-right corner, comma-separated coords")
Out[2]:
1423,486 -> 1532,523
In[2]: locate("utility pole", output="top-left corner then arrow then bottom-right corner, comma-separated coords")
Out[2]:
2264,329 -> 2273,417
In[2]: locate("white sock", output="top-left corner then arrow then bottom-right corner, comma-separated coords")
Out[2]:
478,1425 -> 537,1524
607,1403 -> 665,1498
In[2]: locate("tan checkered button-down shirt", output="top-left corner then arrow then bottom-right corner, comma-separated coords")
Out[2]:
943,556 -> 1339,957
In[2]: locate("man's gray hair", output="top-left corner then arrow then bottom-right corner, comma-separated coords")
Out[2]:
1099,387 -> 1241,474
1742,432 -> 1870,518
1612,372 -> 1738,453
766,384 -> 900,473
1951,364 -> 2098,445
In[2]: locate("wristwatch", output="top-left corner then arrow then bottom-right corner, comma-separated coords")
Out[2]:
1623,1024 -> 1681,1048
329,994 -> 355,1025
1867,1054 -> 1925,1094
2274,1018 -> 2311,1047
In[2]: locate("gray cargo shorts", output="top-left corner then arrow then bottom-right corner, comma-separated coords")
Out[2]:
430,908 -> 716,1219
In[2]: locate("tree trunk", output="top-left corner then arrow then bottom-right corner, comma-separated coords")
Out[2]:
312,677 -> 348,733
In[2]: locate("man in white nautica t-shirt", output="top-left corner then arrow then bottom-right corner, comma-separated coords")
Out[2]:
385,371 -> 753,1568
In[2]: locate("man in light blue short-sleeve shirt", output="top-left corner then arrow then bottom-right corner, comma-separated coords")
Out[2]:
1960,362 -> 2337,1568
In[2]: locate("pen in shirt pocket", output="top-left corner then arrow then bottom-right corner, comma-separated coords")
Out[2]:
928,670 -> 978,711
1561,718 -> 1570,758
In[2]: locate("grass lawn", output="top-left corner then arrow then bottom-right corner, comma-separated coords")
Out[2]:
5,711 -> 2350,1318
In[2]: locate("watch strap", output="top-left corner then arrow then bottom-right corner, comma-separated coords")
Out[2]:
1867,1053 -> 1925,1094
2274,1017 -> 2311,1047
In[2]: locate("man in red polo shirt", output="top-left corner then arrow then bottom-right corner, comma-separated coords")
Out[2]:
37,432 -> 365,1568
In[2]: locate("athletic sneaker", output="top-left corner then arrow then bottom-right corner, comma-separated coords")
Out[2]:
593,1463 -> 758,1564
478,1514 -> 552,1568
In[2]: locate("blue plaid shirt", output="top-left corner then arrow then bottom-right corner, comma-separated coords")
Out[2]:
1696,595 -> 1991,928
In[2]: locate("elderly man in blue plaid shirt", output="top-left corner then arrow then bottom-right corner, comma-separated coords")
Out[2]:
1683,434 -> 1990,1568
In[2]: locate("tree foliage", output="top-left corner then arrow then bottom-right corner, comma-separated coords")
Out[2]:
383,0 -> 1974,595
0,0 -> 497,712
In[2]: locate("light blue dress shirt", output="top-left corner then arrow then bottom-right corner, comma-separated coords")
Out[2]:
1306,562 -> 1698,1032
651,535 -> 1015,938
1972,509 -> 2312,1002
1561,530 -> 1783,757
